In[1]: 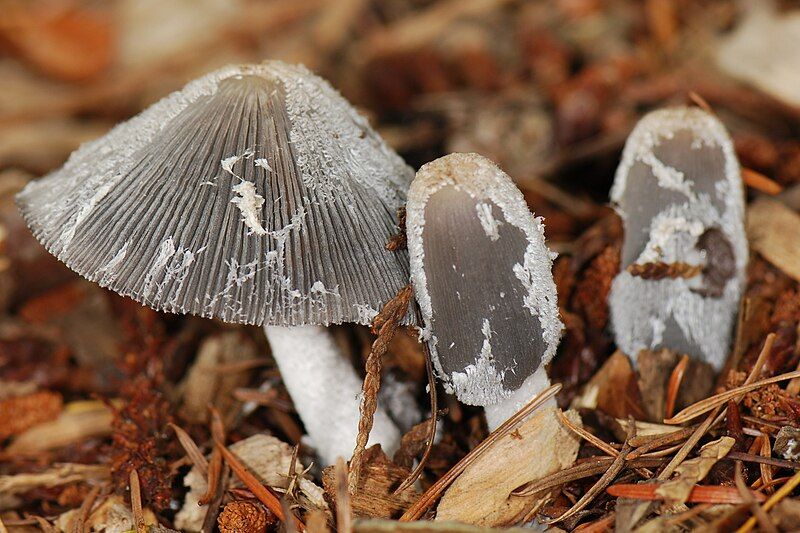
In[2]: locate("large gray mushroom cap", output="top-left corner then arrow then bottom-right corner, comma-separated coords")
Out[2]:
16,62 -> 413,327
406,153 -> 562,406
609,107 -> 747,367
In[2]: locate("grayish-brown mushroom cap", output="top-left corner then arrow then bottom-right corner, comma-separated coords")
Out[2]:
406,153 -> 562,406
16,62 -> 414,327
609,107 -> 747,366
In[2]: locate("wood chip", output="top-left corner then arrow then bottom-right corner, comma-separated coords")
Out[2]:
747,197 -> 800,282
435,407 -> 581,527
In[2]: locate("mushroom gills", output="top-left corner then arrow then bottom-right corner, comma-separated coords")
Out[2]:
609,107 -> 747,369
16,65 -> 412,328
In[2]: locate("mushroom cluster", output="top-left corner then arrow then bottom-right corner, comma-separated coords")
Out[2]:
17,56 -> 748,474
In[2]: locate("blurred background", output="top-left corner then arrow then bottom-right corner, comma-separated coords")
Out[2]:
4,0 -> 800,527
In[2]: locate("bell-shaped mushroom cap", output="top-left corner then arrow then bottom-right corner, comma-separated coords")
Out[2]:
406,153 -> 562,406
609,107 -> 747,366
16,62 -> 413,327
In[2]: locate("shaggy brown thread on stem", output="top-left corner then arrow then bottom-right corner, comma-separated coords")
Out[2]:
349,284 -> 413,493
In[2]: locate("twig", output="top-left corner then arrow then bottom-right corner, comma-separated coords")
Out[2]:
725,451 -> 800,471
688,91 -> 714,114
69,485 -> 100,533
736,468 -> 800,533
393,314 -> 438,495
199,407 -> 226,506
627,262 -> 701,280
349,284 -> 413,493
513,457 -> 666,497
574,513 -> 615,533
215,439 -> 306,531
760,435 -> 775,494
658,334 -> 775,480
734,463 -> 776,533
130,470 -> 146,533
399,383 -> 562,520
665,354 -> 689,419
607,482 -> 765,504
200,465 -> 229,533
557,410 -> 618,457
666,370 -> 799,425
169,423 -> 209,477
542,419 -> 636,524
336,458 -> 352,533
666,334 -> 777,424
742,167 -> 783,195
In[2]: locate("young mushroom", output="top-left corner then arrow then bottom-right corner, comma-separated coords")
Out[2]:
406,153 -> 563,430
609,107 -> 747,369
16,61 -> 416,466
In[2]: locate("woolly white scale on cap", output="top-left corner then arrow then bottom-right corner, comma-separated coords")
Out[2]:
609,107 -> 747,369
16,61 -> 413,327
406,153 -> 562,407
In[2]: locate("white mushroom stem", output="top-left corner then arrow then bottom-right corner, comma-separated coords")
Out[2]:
483,367 -> 554,432
263,324 -> 402,466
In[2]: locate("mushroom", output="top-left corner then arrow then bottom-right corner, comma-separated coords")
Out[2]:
16,61 -> 416,465
609,107 -> 747,369
406,153 -> 562,429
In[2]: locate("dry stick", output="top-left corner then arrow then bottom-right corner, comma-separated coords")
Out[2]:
541,420 -> 637,525
349,284 -> 413,493
199,407 -> 226,506
574,513 -> 615,533
742,167 -> 783,195
69,485 -> 100,533
556,411 -> 652,478
169,422 -> 209,477
558,410 -> 618,457
393,319 -> 438,496
606,483 -> 765,504
760,435 -> 775,495
627,261 -> 702,280
664,354 -> 690,420
335,458 -> 353,533
215,440 -> 306,531
399,383 -> 562,521
513,457 -> 667,497
282,498 -> 299,533
688,91 -> 714,114
725,451 -> 800,471
627,426 -> 697,451
200,465 -> 229,533
734,463 -> 777,533
130,470 -> 146,533
666,368 -> 800,424
659,334 -> 775,481
736,468 -> 800,533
